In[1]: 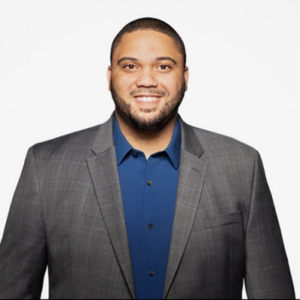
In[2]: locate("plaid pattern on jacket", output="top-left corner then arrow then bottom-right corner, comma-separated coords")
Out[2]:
0,113 -> 295,299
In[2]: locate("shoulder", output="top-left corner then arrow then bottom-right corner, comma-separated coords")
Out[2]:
30,124 -> 102,162
185,122 -> 259,164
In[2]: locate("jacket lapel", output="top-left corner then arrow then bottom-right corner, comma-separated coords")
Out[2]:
86,114 -> 208,300
163,118 -> 208,299
86,114 -> 135,299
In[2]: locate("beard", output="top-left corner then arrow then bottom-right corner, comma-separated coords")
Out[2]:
110,81 -> 186,131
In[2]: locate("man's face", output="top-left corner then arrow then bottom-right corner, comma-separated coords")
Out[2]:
107,30 -> 189,131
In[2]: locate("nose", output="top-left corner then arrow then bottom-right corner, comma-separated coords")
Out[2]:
136,67 -> 158,88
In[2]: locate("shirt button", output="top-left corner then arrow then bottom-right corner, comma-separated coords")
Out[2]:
147,180 -> 152,186
149,271 -> 155,277
148,224 -> 154,230
133,152 -> 138,157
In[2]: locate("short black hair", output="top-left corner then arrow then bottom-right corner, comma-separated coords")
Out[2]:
110,17 -> 186,67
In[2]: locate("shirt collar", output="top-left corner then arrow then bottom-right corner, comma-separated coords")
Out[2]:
113,112 -> 181,169
165,116 -> 181,169
113,113 -> 132,166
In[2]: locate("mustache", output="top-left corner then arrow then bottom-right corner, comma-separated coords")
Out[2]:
130,89 -> 166,97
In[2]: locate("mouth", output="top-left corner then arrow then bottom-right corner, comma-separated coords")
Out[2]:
134,95 -> 162,103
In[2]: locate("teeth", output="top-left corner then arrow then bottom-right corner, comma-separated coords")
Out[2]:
136,97 -> 159,102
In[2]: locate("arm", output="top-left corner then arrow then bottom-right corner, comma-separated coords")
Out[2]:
245,152 -> 295,299
0,147 -> 47,299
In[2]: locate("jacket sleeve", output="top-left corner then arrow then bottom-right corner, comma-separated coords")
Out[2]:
0,147 -> 47,299
245,152 -> 295,299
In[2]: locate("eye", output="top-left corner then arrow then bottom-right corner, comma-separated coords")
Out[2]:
124,64 -> 137,70
158,65 -> 171,71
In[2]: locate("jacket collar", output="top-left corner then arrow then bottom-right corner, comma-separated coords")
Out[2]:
91,112 -> 204,160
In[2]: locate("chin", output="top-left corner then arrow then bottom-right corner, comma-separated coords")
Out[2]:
130,109 -> 177,131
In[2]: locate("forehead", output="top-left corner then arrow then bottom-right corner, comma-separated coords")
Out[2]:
113,30 -> 182,63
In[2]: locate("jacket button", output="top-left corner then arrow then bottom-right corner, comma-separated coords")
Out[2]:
149,271 -> 155,277
147,180 -> 152,186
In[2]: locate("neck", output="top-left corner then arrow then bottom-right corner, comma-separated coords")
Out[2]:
115,111 -> 178,159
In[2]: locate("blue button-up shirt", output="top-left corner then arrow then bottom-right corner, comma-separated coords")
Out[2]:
113,113 -> 181,300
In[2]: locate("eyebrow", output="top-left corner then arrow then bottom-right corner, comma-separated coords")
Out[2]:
156,57 -> 177,65
117,57 -> 138,65
117,56 -> 177,66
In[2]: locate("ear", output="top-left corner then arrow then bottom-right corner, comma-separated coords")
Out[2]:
107,66 -> 112,91
184,66 -> 189,91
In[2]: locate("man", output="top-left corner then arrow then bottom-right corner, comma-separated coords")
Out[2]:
0,17 -> 295,299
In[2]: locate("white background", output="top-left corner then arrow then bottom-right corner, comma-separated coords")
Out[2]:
0,0 -> 299,298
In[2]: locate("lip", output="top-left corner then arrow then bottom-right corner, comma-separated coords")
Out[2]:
134,95 -> 162,98
134,95 -> 162,104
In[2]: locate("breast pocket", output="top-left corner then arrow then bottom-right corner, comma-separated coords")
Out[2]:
204,211 -> 243,229
203,211 -> 244,260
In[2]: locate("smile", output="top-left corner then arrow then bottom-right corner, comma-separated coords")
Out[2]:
134,96 -> 162,103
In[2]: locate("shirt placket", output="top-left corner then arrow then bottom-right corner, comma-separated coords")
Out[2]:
143,157 -> 156,291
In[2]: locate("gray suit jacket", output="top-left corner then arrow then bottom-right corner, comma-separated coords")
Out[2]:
0,113 -> 295,299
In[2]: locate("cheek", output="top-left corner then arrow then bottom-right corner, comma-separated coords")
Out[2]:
160,76 -> 182,96
112,73 -> 135,93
